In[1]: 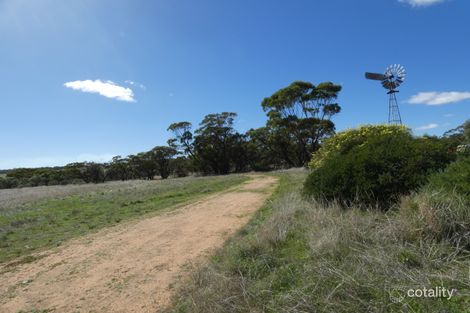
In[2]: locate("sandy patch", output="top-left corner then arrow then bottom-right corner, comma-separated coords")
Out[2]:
0,175 -> 278,313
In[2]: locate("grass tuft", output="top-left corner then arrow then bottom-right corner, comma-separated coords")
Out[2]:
168,170 -> 470,313
399,186 -> 470,249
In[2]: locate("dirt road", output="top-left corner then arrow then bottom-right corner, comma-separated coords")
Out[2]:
0,175 -> 278,313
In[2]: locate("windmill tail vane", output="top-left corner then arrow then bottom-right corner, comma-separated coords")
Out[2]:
365,64 -> 406,125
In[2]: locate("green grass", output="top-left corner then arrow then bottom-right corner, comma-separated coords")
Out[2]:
0,175 -> 248,264
168,169 -> 470,313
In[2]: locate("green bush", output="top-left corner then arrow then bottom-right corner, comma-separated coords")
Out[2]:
0,176 -> 19,189
304,125 -> 455,209
427,156 -> 470,199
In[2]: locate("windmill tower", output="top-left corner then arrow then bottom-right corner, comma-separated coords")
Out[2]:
365,64 -> 406,125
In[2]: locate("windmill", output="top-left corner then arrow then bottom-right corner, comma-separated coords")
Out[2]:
365,64 -> 406,125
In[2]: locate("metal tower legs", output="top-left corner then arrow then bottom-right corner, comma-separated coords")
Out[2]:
388,90 -> 402,125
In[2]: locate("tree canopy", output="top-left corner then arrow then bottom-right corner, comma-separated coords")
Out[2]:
260,81 -> 342,166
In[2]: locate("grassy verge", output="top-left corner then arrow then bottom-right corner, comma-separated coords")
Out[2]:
168,169 -> 470,313
0,175 -> 248,264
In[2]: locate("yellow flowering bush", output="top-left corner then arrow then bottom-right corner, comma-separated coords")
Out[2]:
309,124 -> 409,170
304,125 -> 454,209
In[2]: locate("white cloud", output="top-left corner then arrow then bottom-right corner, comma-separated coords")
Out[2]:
64,80 -> 135,102
415,123 -> 439,131
399,0 -> 446,7
444,113 -> 454,117
407,92 -> 470,105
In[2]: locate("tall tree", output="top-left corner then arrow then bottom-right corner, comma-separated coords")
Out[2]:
193,112 -> 242,174
108,156 -> 130,181
149,146 -> 177,179
246,126 -> 283,170
167,122 -> 195,157
82,162 -> 106,183
261,81 -> 342,166
128,153 -> 157,180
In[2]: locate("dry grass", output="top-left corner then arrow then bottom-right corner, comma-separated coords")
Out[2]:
399,187 -> 470,249
0,178 -> 183,210
168,172 -> 470,313
0,175 -> 248,263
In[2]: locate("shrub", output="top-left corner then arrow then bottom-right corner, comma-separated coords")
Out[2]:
0,176 -> 19,189
308,124 -> 409,170
427,156 -> 470,199
304,125 -> 454,209
28,174 -> 48,187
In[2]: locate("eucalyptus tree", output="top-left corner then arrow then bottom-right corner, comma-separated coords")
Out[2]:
149,146 -> 177,179
193,112 -> 245,174
108,156 -> 130,181
246,126 -> 284,170
167,121 -> 195,157
261,81 -> 342,166
128,153 -> 156,180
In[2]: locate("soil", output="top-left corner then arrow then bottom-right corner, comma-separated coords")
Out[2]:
0,175 -> 278,313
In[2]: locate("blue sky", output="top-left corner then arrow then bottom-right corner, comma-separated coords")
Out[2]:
1,0 -> 469,169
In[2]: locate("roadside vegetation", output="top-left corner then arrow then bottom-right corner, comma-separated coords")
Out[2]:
303,125 -> 456,208
168,122 -> 470,313
0,175 -> 247,264
2,77 -> 469,311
